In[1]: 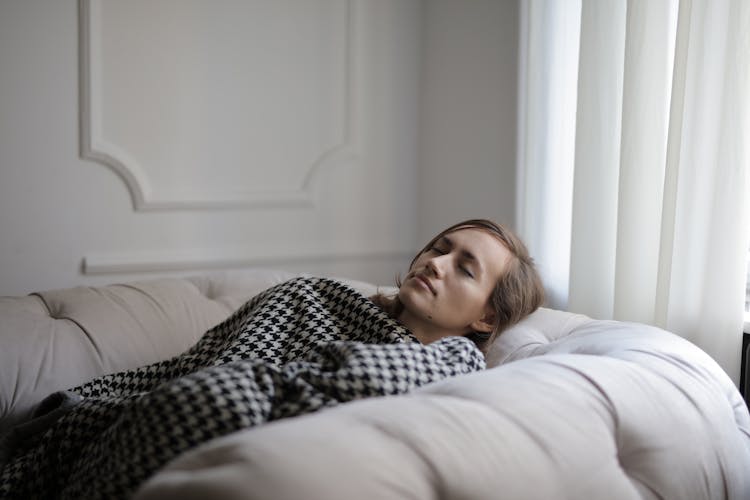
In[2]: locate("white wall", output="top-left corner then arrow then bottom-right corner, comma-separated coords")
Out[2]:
417,0 -> 519,243
0,0 -> 519,296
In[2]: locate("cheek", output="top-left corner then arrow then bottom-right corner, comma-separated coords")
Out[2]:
408,255 -> 427,273
452,284 -> 491,315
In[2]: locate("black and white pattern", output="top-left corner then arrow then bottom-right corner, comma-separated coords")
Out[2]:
0,277 -> 485,499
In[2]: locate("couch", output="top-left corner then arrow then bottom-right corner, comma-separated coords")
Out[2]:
1,269 -> 749,499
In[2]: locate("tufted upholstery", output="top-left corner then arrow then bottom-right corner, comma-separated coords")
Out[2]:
2,270 -> 750,499
0,270 -> 335,431
0,269 -> 390,432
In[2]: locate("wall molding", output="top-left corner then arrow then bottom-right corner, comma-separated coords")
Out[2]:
83,249 -> 412,275
78,0 -> 358,211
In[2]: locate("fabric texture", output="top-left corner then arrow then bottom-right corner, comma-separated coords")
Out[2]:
0,277 -> 484,499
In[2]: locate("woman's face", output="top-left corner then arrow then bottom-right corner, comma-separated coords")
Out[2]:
397,227 -> 512,344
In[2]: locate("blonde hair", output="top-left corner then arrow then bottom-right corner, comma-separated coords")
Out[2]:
371,219 -> 545,354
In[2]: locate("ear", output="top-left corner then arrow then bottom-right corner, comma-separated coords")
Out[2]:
469,305 -> 496,333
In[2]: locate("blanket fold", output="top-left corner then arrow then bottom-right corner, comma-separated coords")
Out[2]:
0,277 -> 484,499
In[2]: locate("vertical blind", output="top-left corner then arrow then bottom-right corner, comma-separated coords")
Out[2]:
517,0 -> 750,383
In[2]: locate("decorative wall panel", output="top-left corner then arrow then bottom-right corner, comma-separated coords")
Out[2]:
79,0 -> 356,210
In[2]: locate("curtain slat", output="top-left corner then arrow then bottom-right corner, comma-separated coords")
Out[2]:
567,0 -> 626,319
613,0 -> 678,323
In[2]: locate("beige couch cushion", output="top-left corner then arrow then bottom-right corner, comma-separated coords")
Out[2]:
0,269 -> 392,432
0,270 -> 294,431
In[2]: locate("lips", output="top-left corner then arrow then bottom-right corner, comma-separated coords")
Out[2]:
414,274 -> 436,295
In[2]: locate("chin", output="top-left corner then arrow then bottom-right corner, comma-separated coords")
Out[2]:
398,289 -> 430,317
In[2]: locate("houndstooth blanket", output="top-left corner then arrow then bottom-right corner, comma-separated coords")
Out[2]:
0,277 -> 485,499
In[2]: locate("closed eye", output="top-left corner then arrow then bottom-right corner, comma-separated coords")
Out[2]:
429,245 -> 447,255
460,266 -> 474,278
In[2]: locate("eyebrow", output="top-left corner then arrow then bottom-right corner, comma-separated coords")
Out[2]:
440,236 -> 484,274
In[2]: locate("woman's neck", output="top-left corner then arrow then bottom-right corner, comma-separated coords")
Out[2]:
397,309 -> 454,345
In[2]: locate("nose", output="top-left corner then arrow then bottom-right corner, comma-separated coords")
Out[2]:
425,255 -> 445,278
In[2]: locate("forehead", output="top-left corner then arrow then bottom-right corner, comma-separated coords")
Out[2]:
442,227 -> 502,248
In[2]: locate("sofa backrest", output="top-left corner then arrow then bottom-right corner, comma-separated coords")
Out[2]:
0,269 -> 400,432
0,270 -> 274,431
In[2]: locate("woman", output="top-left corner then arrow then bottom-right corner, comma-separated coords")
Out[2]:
1,219 -> 543,499
373,218 -> 545,353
